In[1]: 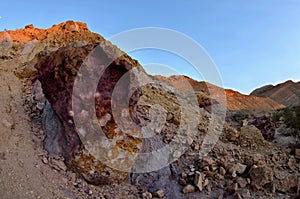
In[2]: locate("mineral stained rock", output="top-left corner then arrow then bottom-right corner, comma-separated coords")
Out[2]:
36,41 -> 145,184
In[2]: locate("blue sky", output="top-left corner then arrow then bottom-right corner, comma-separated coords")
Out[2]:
1,1 -> 300,94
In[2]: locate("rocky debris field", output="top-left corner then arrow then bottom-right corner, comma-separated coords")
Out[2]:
0,21 -> 300,199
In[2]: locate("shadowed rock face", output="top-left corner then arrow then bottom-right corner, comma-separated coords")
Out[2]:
35,42 -> 144,184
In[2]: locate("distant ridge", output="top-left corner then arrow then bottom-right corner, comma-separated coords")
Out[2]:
156,75 -> 285,111
250,80 -> 300,107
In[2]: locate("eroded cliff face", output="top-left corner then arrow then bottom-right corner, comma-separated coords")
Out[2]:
33,39 -> 209,185
35,41 -> 148,184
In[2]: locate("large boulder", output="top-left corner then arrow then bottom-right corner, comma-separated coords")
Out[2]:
35,41 -> 144,184
249,165 -> 273,191
252,116 -> 276,141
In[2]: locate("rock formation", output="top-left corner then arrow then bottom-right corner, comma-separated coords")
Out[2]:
157,75 -> 285,111
251,80 -> 300,106
1,21 -> 300,199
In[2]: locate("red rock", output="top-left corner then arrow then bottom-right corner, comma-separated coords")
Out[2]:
36,39 -> 143,184
251,116 -> 276,140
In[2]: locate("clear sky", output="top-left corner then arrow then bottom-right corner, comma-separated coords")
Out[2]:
1,0 -> 300,94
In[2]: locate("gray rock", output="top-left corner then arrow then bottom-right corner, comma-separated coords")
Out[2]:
42,101 -> 63,157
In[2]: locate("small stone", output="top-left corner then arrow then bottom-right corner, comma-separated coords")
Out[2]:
42,157 -> 48,164
200,156 -> 215,167
182,184 -> 195,194
232,172 -> 237,178
229,183 -> 238,193
234,163 -> 247,174
182,172 -> 187,178
203,179 -> 209,187
166,113 -> 173,121
142,192 -> 152,199
249,165 -> 273,190
203,166 -> 210,171
210,165 -> 218,171
215,173 -> 224,181
153,189 -> 164,198
236,177 -> 247,188
194,171 -> 205,191
194,144 -> 200,150
179,178 -> 187,185
204,171 -> 214,177
206,185 -> 211,192
48,158 -> 67,172
219,167 -> 226,176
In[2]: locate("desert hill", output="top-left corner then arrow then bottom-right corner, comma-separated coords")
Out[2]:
156,75 -> 285,111
251,80 -> 300,107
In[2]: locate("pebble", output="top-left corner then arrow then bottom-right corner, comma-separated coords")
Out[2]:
42,157 -> 48,164
181,172 -> 187,178
194,171 -> 205,191
230,183 -> 238,192
182,184 -> 195,194
232,172 -> 237,178
142,191 -> 152,199
48,158 -> 67,172
179,178 -> 187,185
219,167 -> 226,176
153,189 -> 164,198
236,177 -> 247,188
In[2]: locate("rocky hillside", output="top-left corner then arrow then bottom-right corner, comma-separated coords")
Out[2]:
251,80 -> 300,107
157,75 -> 285,111
0,21 -> 300,199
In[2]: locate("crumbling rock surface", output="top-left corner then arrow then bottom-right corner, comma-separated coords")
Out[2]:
35,41 -> 145,184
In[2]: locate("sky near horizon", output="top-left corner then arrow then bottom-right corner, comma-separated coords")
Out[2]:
1,1 -> 300,94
